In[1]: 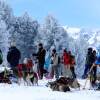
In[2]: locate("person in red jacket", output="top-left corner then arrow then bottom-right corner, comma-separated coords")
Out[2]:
62,49 -> 72,78
63,49 -> 70,66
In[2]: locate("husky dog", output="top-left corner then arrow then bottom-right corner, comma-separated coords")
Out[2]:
0,71 -> 12,84
22,58 -> 38,86
59,85 -> 70,92
24,71 -> 38,86
46,77 -> 80,92
56,77 -> 80,89
46,81 -> 70,92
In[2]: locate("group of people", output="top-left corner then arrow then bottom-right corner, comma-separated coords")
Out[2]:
46,49 -> 76,80
82,48 -> 99,87
7,43 -> 76,80
0,43 -> 76,81
0,43 -> 100,87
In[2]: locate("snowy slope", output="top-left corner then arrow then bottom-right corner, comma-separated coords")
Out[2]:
63,26 -> 80,39
0,79 -> 100,100
64,27 -> 100,48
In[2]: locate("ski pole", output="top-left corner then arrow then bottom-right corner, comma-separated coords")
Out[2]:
83,64 -> 95,89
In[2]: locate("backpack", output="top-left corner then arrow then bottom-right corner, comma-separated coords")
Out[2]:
0,51 -> 3,64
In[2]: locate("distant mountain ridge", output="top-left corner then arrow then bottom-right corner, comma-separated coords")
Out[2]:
64,27 -> 100,49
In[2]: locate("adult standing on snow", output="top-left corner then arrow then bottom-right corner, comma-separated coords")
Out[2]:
0,49 -> 3,65
69,51 -> 76,79
33,43 -> 46,79
50,49 -> 60,79
7,43 -> 21,77
89,50 -> 97,87
44,50 -> 51,72
62,49 -> 72,78
82,48 -> 94,79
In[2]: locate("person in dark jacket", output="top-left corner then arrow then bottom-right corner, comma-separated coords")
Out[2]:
90,50 -> 97,87
82,48 -> 94,79
33,43 -> 46,79
0,49 -> 3,64
69,53 -> 76,79
7,45 -> 21,77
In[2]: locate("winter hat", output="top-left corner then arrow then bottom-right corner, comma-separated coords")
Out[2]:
88,47 -> 93,52
38,43 -> 43,47
52,49 -> 56,53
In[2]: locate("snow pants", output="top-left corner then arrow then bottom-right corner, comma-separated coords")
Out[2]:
70,67 -> 76,79
82,64 -> 92,78
63,65 -> 72,78
38,63 -> 44,79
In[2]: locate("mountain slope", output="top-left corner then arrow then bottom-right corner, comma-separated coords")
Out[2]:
64,27 -> 100,49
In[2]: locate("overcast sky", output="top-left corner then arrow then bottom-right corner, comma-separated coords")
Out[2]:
6,0 -> 100,28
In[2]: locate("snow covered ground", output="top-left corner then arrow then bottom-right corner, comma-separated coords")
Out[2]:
0,78 -> 100,100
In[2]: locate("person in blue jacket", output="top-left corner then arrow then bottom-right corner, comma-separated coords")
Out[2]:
44,51 -> 51,71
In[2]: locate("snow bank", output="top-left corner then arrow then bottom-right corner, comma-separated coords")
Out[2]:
0,79 -> 100,100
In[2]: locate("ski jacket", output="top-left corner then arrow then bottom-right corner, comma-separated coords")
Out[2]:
7,46 -> 21,67
33,47 -> 46,64
63,52 -> 70,65
51,53 -> 59,66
